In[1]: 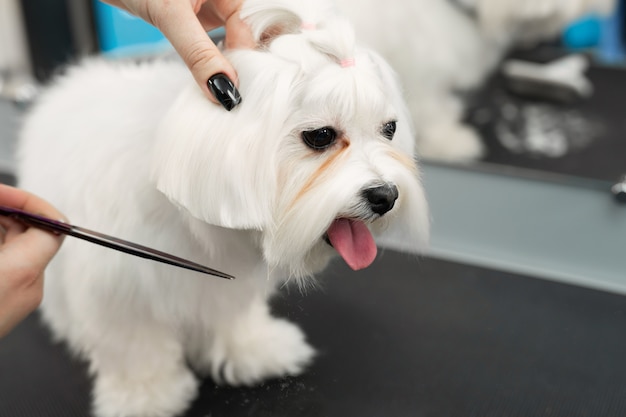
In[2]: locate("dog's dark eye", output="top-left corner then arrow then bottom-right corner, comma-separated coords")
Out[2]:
302,127 -> 337,150
381,121 -> 396,140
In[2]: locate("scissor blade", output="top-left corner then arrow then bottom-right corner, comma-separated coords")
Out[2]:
68,224 -> 235,279
0,206 -> 235,280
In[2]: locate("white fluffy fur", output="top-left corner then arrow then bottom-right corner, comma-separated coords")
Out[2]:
17,1 -> 429,416
334,0 -> 616,161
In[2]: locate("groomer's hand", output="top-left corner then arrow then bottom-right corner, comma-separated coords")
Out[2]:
0,184 -> 65,337
103,0 -> 255,110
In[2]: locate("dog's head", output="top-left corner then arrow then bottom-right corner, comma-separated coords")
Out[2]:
153,0 -> 429,278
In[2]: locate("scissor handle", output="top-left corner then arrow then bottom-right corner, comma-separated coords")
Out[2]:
0,206 -> 71,234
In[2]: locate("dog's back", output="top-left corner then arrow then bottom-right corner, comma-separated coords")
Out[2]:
17,59 -> 207,344
19,59 -> 188,219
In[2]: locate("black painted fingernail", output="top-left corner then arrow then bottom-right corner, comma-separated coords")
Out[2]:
207,73 -> 241,111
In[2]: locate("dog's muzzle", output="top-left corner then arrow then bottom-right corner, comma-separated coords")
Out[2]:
321,182 -> 399,272
362,183 -> 398,216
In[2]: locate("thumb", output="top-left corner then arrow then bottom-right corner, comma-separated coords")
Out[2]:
10,227 -> 64,273
0,184 -> 65,270
155,3 -> 242,110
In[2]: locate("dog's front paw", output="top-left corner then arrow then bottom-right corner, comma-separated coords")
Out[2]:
204,315 -> 315,386
93,365 -> 198,417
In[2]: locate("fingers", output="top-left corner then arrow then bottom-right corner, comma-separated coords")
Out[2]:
150,1 -> 243,109
0,185 -> 65,337
194,0 -> 255,49
0,216 -> 26,243
102,0 -> 256,109
220,4 -> 256,50
0,184 -> 65,265
0,183 -> 66,222
0,271 -> 44,338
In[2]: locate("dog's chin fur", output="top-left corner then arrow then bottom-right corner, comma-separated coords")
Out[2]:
334,0 -> 615,162
17,1 -> 428,416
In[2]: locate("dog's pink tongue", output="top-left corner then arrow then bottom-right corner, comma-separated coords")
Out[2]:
327,219 -> 377,270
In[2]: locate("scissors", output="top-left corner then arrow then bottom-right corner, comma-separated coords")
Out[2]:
0,205 -> 235,280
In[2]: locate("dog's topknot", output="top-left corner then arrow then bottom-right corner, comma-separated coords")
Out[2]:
301,14 -> 357,68
240,0 -> 357,70
240,0 -> 334,40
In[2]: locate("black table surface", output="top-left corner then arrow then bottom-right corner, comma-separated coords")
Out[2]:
1,250 -> 625,417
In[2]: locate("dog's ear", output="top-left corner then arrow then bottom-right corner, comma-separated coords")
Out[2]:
241,0 -> 335,47
241,0 -> 302,46
151,81 -> 283,230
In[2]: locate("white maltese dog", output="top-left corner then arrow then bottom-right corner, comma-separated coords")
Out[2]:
334,0 -> 616,162
17,0 -> 429,416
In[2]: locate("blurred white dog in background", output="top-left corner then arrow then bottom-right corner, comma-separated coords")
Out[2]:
335,0 -> 616,161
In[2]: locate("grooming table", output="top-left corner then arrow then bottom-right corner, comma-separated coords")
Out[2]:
1,251 -> 625,417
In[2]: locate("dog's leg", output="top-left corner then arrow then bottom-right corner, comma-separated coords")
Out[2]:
88,320 -> 197,417
412,90 -> 486,162
189,296 -> 315,386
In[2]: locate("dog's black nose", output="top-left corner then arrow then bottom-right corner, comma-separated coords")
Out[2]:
364,184 -> 398,216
